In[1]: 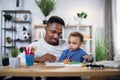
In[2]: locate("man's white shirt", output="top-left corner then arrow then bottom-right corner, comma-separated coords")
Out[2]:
18,38 -> 68,63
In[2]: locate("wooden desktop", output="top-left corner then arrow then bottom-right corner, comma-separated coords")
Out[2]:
0,63 -> 120,78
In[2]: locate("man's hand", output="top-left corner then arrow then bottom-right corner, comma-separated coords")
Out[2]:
34,53 -> 57,63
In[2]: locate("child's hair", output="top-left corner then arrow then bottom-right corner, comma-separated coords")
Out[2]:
69,31 -> 84,42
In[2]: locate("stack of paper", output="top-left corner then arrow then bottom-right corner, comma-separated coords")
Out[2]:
45,62 -> 82,67
45,62 -> 65,67
96,60 -> 120,69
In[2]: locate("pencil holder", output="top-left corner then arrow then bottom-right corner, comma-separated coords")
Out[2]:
25,54 -> 34,66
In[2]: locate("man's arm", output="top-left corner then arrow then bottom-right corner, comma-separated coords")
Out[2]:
34,53 -> 57,63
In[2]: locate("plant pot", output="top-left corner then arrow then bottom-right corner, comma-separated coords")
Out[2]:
0,54 -> 2,67
43,20 -> 48,24
9,57 -> 20,68
2,58 -> 9,66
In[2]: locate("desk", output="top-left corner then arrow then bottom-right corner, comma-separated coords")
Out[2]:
0,63 -> 120,77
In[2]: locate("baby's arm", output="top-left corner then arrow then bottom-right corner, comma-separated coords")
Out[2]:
83,55 -> 93,62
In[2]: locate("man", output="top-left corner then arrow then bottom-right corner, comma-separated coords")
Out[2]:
18,16 -> 67,63
29,16 -> 67,63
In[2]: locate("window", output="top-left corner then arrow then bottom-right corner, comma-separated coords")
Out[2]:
116,0 -> 120,52
116,0 -> 120,51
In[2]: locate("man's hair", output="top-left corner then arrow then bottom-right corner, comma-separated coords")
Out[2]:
47,16 -> 65,26
69,31 -> 84,42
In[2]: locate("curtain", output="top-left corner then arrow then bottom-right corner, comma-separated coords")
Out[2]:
104,0 -> 115,60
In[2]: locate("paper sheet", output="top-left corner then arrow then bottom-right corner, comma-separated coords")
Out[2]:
45,62 -> 82,67
45,62 -> 65,67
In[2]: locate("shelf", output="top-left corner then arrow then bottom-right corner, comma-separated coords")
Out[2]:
34,25 -> 46,28
1,10 -> 32,57
65,25 -> 92,27
13,20 -> 31,23
84,39 -> 92,41
1,28 -> 16,31
2,10 -> 31,13
15,38 -> 31,42
2,46 -> 15,48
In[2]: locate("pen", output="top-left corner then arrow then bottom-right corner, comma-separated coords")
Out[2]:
30,46 -> 34,54
28,47 -> 30,54
33,45 -> 37,52
24,47 -> 27,53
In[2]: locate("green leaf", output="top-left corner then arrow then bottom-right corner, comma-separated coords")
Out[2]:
77,13 -> 80,17
37,0 -> 56,17
11,48 -> 19,57
95,29 -> 107,61
3,12 -> 12,21
77,11 -> 87,19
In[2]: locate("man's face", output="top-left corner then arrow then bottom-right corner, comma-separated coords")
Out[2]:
44,22 -> 63,46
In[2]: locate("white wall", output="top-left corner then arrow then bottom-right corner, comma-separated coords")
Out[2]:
0,0 -> 105,57
52,0 -> 105,27
0,0 -> 105,29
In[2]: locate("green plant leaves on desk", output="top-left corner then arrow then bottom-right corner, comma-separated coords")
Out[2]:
11,48 -> 19,57
77,11 -> 87,19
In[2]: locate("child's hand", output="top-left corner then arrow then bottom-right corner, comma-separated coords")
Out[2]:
83,55 -> 92,61
63,59 -> 70,64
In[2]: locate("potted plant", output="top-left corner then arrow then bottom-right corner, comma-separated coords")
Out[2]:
3,12 -> 12,22
9,48 -> 20,68
77,11 -> 87,24
95,28 -> 107,61
3,12 -> 13,28
36,0 -> 56,24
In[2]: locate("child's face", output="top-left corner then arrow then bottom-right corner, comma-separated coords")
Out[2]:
68,36 -> 82,51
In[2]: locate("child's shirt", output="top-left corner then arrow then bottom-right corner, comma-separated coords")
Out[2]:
58,48 -> 87,62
